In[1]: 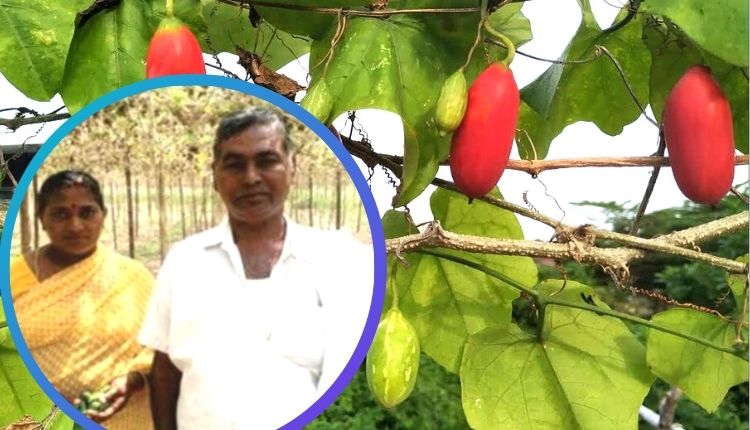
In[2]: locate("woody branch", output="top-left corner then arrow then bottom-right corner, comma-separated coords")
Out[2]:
385,216 -> 747,275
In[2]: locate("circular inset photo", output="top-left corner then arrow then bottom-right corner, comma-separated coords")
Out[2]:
0,77 -> 386,430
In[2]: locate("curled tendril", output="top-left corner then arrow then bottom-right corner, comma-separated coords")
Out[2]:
482,20 -> 515,65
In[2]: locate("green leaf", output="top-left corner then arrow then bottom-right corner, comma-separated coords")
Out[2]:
485,3 -> 533,48
49,412 -> 75,430
0,0 -> 89,100
461,281 -> 654,429
646,308 -> 749,412
705,57 -> 750,154
643,20 -> 749,154
382,210 -> 418,240
641,0 -> 748,67
200,1 -> 310,70
309,15 -> 451,206
0,302 -> 44,424
0,300 -> 75,429
518,4 -> 650,159
304,6 -> 529,205
727,255 -> 748,311
384,188 -> 537,372
60,0 -> 151,114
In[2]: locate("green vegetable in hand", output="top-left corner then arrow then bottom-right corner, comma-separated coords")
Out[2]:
76,387 -> 110,413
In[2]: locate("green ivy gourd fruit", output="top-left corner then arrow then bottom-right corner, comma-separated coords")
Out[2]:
663,65 -> 735,205
434,69 -> 468,135
76,387 -> 110,413
301,80 -> 334,124
449,63 -> 519,199
146,16 -> 206,78
366,308 -> 420,408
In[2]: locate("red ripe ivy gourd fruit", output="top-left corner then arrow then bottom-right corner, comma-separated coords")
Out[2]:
663,65 -> 735,206
146,16 -> 206,78
449,63 -> 519,199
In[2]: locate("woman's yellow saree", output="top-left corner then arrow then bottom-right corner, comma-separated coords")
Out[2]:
11,247 -> 155,430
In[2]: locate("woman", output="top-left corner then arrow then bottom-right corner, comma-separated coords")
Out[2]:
10,170 -> 154,429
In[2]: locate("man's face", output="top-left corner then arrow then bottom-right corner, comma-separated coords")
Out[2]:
213,124 -> 294,226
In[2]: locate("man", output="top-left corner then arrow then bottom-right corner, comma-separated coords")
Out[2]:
138,107 -> 373,430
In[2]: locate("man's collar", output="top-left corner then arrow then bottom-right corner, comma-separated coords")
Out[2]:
205,216 -> 300,263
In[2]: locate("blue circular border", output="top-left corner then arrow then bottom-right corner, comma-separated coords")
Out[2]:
0,75 -> 386,430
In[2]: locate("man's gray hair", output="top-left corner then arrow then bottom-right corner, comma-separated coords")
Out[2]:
213,107 -> 294,158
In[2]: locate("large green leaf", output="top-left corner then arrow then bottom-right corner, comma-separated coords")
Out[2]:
0,0 -> 89,101
0,301 -> 74,429
0,301 -> 45,425
60,0 -> 151,113
646,308 -> 749,412
200,1 -> 310,70
461,281 -> 654,429
643,20 -> 749,154
518,2 -> 650,159
383,188 -> 537,372
641,0 -> 748,67
302,5 -> 529,205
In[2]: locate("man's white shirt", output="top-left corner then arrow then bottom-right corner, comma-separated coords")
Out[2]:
138,218 -> 374,430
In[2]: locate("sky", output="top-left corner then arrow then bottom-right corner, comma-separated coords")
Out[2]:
0,0 -> 747,240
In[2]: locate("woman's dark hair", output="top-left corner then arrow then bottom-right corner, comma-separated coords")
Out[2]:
213,107 -> 294,159
36,170 -> 106,216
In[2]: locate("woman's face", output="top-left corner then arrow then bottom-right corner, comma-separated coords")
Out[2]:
40,185 -> 106,257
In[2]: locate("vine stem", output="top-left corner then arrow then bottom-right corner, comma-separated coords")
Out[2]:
730,186 -> 750,205
0,111 -> 70,131
388,218 -> 748,274
166,0 -> 174,17
601,0 -> 641,34
630,130 -> 665,235
205,62 -> 241,79
482,20 -> 515,65
737,283 -> 749,344
461,13 -> 487,70
416,250 -> 748,360
459,0 -> 512,71
354,147 -> 750,175
596,45 -> 658,127
220,0 -> 480,16
416,249 -> 537,297
485,37 -> 600,65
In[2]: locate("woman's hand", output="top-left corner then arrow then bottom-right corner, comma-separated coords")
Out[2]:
85,372 -> 147,423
